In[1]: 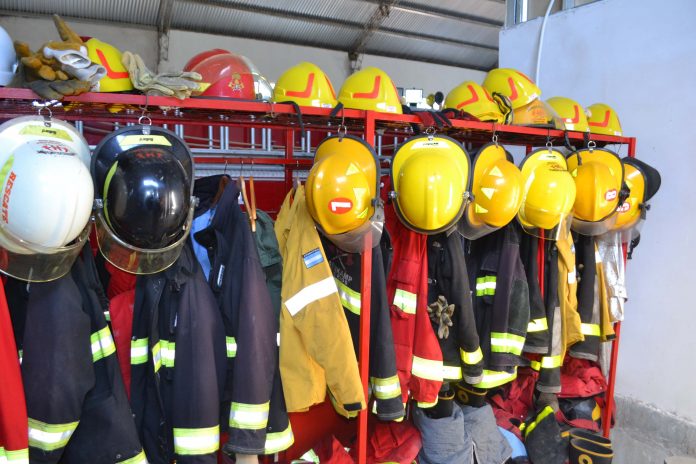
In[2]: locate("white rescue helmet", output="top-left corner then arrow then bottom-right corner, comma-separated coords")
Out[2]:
0,115 -> 93,282
0,26 -> 17,86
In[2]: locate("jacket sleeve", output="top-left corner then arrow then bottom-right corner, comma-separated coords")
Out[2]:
557,231 -> 582,356
594,242 -> 616,342
170,249 -> 227,464
519,233 -> 551,354
0,281 -> 28,463
568,234 -> 601,361
488,225 -> 530,372
448,235 -> 483,386
369,245 -> 404,422
386,217 -> 442,407
22,277 -> 94,464
535,242 -> 563,393
280,190 -> 365,416
224,230 -> 278,455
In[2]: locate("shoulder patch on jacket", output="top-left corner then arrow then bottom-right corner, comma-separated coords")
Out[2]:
303,249 -> 324,269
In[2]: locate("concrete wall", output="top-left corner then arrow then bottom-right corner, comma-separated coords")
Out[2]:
0,15 -> 484,97
499,0 -> 696,427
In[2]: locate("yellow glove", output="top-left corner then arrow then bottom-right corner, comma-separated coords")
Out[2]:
122,51 -> 202,99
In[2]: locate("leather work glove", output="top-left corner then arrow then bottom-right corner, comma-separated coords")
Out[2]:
10,15 -> 103,100
122,51 -> 203,99
427,295 -> 455,339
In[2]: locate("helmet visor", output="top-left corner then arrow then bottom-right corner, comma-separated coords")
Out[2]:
94,201 -> 195,275
571,213 -> 618,237
518,211 -> 573,241
321,203 -> 384,254
458,204 -> 500,240
0,222 -> 90,282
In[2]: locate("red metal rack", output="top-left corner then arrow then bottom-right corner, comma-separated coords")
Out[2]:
0,88 -> 634,461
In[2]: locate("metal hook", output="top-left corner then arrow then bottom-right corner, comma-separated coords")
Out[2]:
268,101 -> 276,119
337,124 -> 347,141
492,123 -> 498,147
546,128 -> 553,153
424,126 -> 436,140
37,105 -> 53,127
588,139 -> 596,152
139,93 -> 152,134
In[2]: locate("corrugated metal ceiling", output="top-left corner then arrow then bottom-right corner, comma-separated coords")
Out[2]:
0,0 -> 503,70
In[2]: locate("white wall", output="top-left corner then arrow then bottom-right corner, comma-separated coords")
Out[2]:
0,15 -> 159,70
500,0 -> 696,422
161,30 -> 485,97
0,14 -> 484,97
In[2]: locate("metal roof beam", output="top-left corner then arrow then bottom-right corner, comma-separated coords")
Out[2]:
179,0 -> 497,52
351,0 -> 399,57
360,0 -> 504,28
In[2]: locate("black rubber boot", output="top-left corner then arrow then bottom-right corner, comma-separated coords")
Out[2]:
569,438 -> 614,464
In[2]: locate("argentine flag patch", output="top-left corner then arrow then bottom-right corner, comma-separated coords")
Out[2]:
303,248 -> 324,269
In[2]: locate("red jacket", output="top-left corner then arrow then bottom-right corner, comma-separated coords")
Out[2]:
382,178 -> 443,406
0,281 -> 28,463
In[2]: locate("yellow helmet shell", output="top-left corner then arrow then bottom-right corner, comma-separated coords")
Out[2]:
392,135 -> 470,234
470,144 -> 524,227
613,160 -> 645,233
483,68 -> 541,110
444,81 -> 505,123
273,62 -> 337,108
587,103 -> 623,136
546,96 -> 589,132
518,149 -> 576,235
306,135 -> 378,236
566,148 -> 624,235
512,99 -> 565,129
338,67 -> 402,114
85,38 -> 133,92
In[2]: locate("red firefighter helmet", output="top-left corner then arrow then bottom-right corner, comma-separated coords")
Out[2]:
183,48 -> 230,72
190,52 -> 272,100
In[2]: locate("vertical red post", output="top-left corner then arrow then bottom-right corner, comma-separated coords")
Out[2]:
356,111 -> 375,464
284,129 -> 294,193
602,137 -> 636,437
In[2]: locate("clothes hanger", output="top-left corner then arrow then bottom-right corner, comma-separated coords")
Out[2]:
248,161 -> 257,233
212,160 -> 231,207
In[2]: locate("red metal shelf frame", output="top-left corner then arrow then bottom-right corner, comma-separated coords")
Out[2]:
0,88 -> 634,459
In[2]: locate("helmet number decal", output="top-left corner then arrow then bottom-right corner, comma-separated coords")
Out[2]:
617,201 -> 630,213
605,189 -> 617,201
329,198 -> 353,214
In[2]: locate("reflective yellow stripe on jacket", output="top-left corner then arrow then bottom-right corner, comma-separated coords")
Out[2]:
473,368 -> 517,389
90,326 -> 116,362
527,317 -> 549,333
28,418 -> 79,452
131,338 -> 148,365
460,347 -> 483,365
117,450 -> 148,464
490,332 -> 526,356
476,276 -> 496,296
226,336 -> 237,358
229,402 -> 270,430
264,424 -> 294,454
335,279 -> 361,316
0,446 -> 28,463
173,425 -> 219,455
411,355 -> 443,382
393,288 -> 417,315
370,375 -> 401,400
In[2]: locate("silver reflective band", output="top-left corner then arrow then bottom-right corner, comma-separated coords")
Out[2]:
0,447 -> 28,463
229,402 -> 270,430
264,425 -> 295,454
442,364 -> 463,380
173,425 -> 219,455
130,338 -> 148,365
226,336 -> 237,358
393,288 -> 417,314
284,277 -> 338,316
28,418 -> 79,452
335,279 -> 361,315
411,355 -> 443,381
90,326 -> 116,362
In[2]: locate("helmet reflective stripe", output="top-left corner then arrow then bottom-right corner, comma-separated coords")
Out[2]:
285,72 -> 315,98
